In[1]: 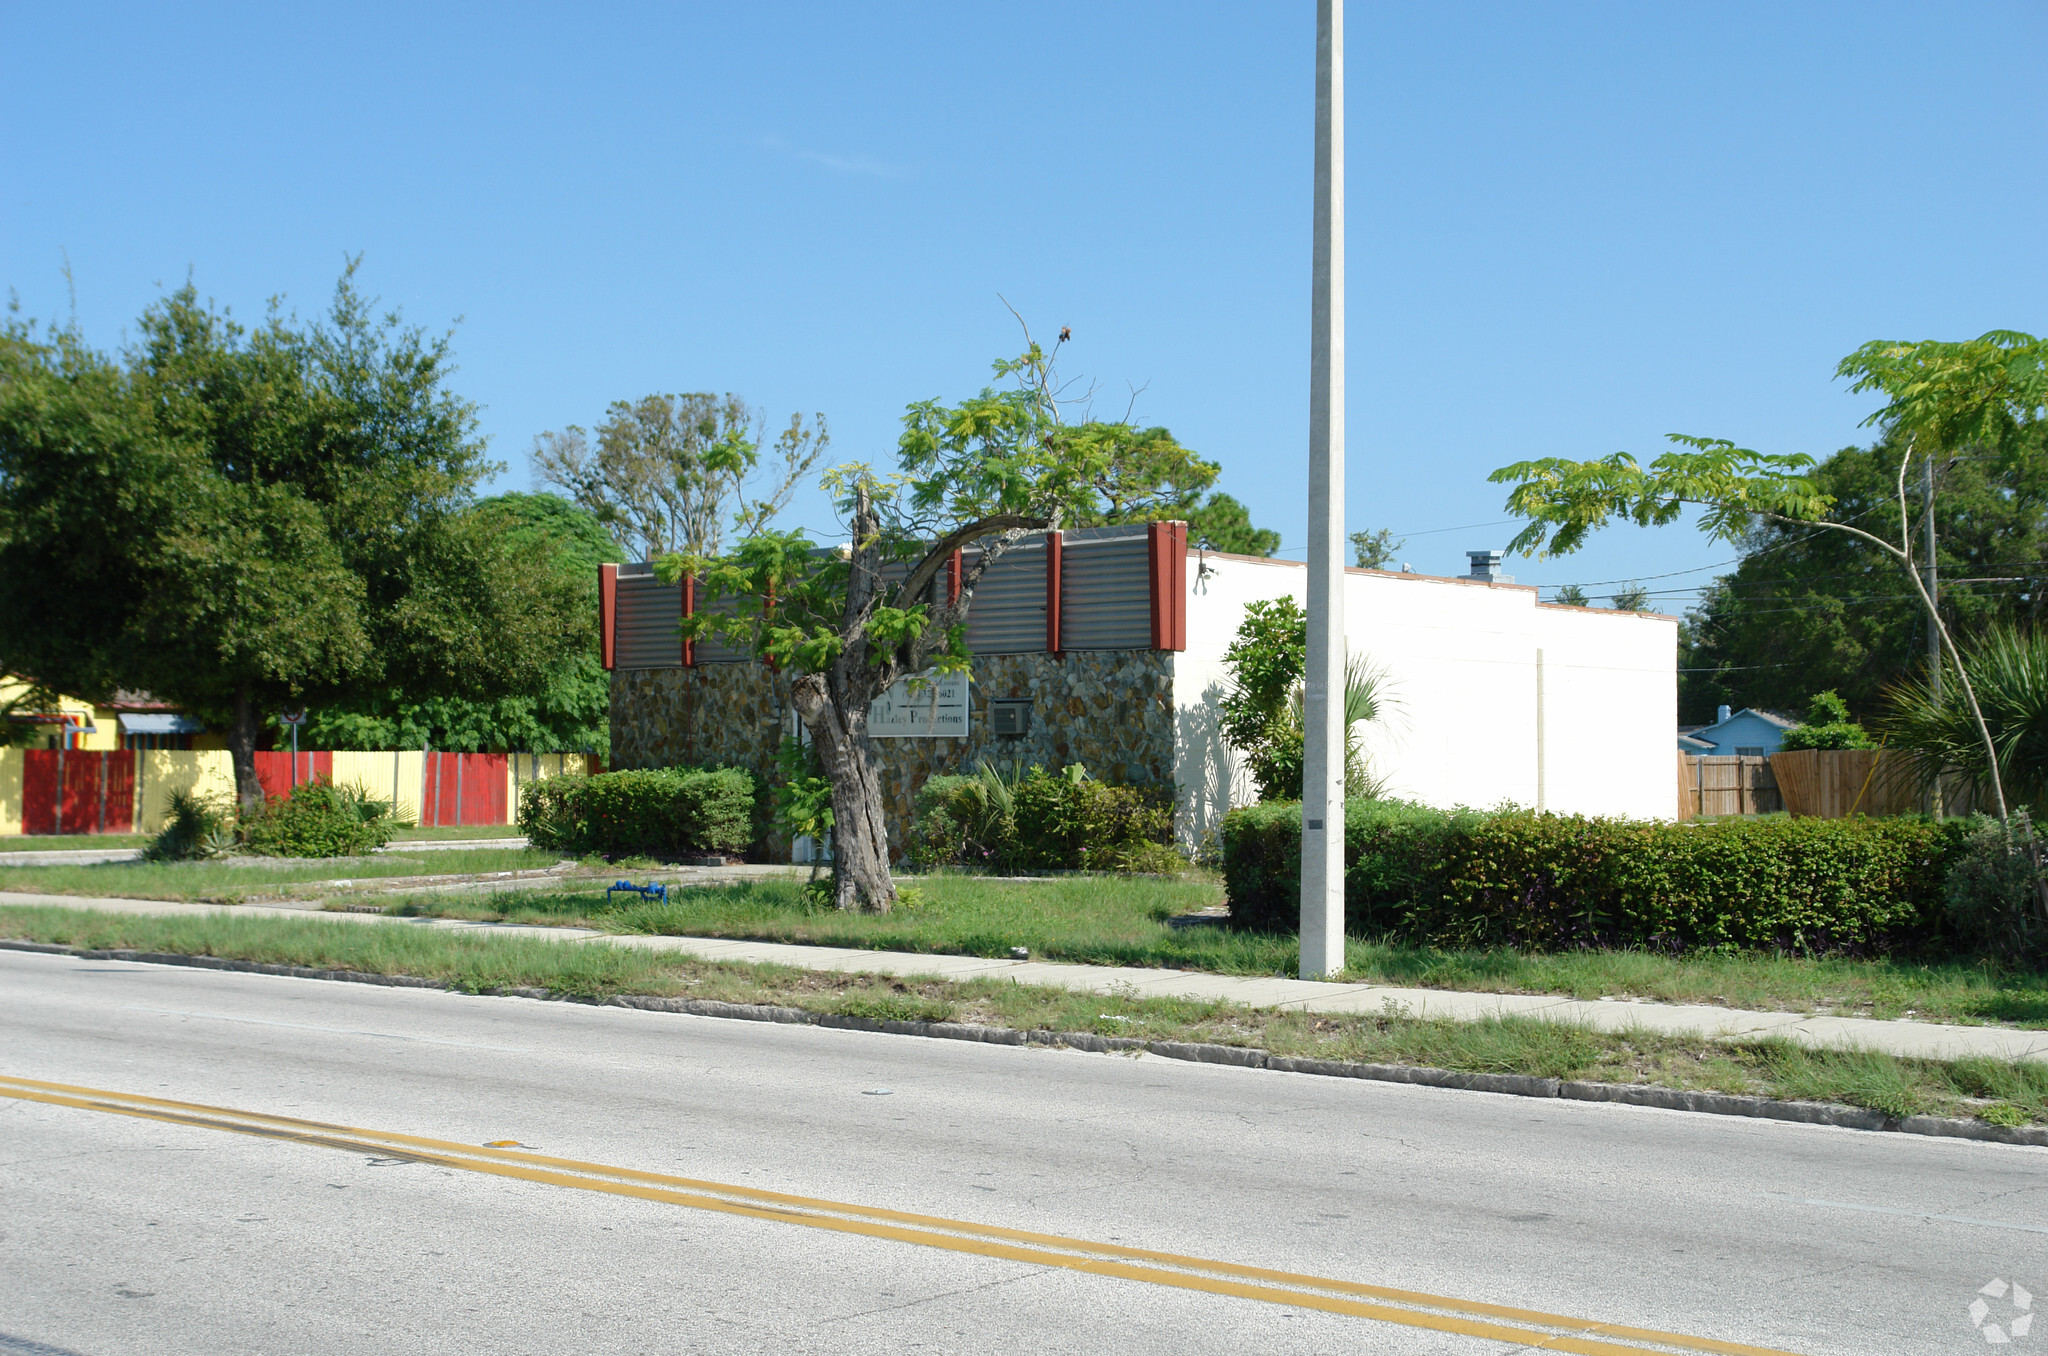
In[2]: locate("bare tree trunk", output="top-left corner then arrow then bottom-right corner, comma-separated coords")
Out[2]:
791,672 -> 895,912
229,687 -> 264,813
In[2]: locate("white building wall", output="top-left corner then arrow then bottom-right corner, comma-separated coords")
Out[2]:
1171,552 -> 1677,843
1529,602 -> 1678,819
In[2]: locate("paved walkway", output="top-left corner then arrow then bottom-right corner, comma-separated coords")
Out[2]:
7,889 -> 2046,1065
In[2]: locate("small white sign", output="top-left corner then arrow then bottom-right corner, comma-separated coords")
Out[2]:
869,671 -> 969,738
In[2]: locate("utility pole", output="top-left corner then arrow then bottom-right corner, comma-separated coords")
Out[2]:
1300,0 -> 1347,981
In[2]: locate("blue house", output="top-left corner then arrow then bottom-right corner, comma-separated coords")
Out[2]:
1679,705 -> 1797,757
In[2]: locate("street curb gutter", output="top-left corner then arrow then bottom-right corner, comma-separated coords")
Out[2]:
9,938 -> 2046,1150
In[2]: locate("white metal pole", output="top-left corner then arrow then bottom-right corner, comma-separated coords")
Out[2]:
1301,0 -> 1347,980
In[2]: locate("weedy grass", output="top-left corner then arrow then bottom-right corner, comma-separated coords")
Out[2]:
387,824 -> 527,842
0,834 -> 152,854
4,903 -> 2043,1128
371,873 -> 2048,1029
0,848 -> 562,903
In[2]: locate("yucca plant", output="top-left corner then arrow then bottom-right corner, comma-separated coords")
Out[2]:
143,787 -> 237,861
1882,625 -> 2048,815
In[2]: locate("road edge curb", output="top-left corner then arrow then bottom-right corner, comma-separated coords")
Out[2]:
8,936 -> 2045,1149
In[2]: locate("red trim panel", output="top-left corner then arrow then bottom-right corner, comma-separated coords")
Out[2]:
1044,530 -> 1064,655
1148,521 -> 1189,651
947,549 -> 963,607
681,573 -> 696,667
599,564 -> 618,671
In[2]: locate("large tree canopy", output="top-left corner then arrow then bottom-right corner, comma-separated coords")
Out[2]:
300,492 -> 616,753
0,267 -> 581,806
532,392 -> 827,560
1678,431 -> 2048,722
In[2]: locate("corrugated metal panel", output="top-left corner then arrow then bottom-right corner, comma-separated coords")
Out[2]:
1059,533 -> 1152,651
614,565 -> 683,670
690,589 -> 751,665
962,539 -> 1047,654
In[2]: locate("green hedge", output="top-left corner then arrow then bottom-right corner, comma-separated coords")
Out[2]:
518,767 -> 756,859
1222,799 -> 1969,953
239,778 -> 397,858
908,766 -> 1181,874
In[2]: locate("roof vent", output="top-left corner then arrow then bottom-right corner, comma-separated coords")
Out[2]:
1466,550 -> 1514,584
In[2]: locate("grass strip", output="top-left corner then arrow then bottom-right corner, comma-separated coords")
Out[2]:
0,847 -> 563,902
5,903 -> 2043,1130
0,834 -> 151,853
372,874 -> 2048,1030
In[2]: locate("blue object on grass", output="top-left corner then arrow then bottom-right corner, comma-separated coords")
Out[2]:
606,879 -> 668,905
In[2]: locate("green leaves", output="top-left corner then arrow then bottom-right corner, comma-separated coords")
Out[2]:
1491,437 -> 1830,558
1838,331 -> 2047,462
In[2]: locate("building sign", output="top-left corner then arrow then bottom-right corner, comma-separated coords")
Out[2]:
868,671 -> 969,738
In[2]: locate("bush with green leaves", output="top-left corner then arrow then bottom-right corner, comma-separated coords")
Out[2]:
1778,690 -> 1875,752
1944,812 -> 2048,963
238,778 -> 397,858
1222,799 -> 1968,954
143,787 -> 238,862
518,766 -> 755,859
908,763 -> 1180,874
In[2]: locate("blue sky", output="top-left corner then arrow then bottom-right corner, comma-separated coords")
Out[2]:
5,1 -> 2043,610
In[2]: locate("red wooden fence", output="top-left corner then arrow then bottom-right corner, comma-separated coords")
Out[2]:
418,752 -> 507,828
252,751 -> 333,800
20,750 -> 136,835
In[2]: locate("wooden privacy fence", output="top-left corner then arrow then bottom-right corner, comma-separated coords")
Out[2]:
1676,754 -> 1781,819
19,750 -> 136,835
1675,748 -> 1938,819
1768,749 -> 1925,818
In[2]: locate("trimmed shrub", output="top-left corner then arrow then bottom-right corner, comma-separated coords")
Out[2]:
518,766 -> 755,858
908,764 -> 1181,875
1222,799 -> 1968,954
1944,812 -> 2048,963
239,778 -> 397,858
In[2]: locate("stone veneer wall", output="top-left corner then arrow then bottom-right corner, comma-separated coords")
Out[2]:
610,650 -> 1177,858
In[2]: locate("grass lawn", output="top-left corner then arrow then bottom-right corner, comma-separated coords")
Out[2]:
3,901 -> 2042,1129
389,824 -> 527,841
0,847 -> 562,903
367,872 -> 2048,1031
0,834 -> 151,853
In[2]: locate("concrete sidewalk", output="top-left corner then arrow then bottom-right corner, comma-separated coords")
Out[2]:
7,888 -> 2047,1066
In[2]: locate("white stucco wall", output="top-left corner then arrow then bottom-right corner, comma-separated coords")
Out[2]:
1171,552 -> 1677,843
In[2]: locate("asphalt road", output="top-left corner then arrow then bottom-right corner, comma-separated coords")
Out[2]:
2,949 -> 2043,1355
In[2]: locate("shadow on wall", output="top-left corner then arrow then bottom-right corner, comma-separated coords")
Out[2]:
1174,681 -> 1248,853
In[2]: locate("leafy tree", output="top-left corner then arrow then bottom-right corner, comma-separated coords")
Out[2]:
1490,329 -> 2046,826
300,492 -> 616,753
1185,491 -> 1281,557
1218,596 -> 1392,801
533,393 -> 827,559
666,332 -> 1205,911
1608,583 -> 1653,613
1349,527 -> 1404,570
1677,433 -> 2048,723
1778,690 -> 1874,751
1550,584 -> 1589,607
0,267 -> 577,808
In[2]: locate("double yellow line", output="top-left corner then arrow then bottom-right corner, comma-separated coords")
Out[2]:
1,1073 -> 1800,1355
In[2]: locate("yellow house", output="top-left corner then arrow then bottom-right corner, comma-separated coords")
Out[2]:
2,678 -> 220,751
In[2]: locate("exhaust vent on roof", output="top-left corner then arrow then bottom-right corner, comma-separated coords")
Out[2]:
1466,549 -> 1514,584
